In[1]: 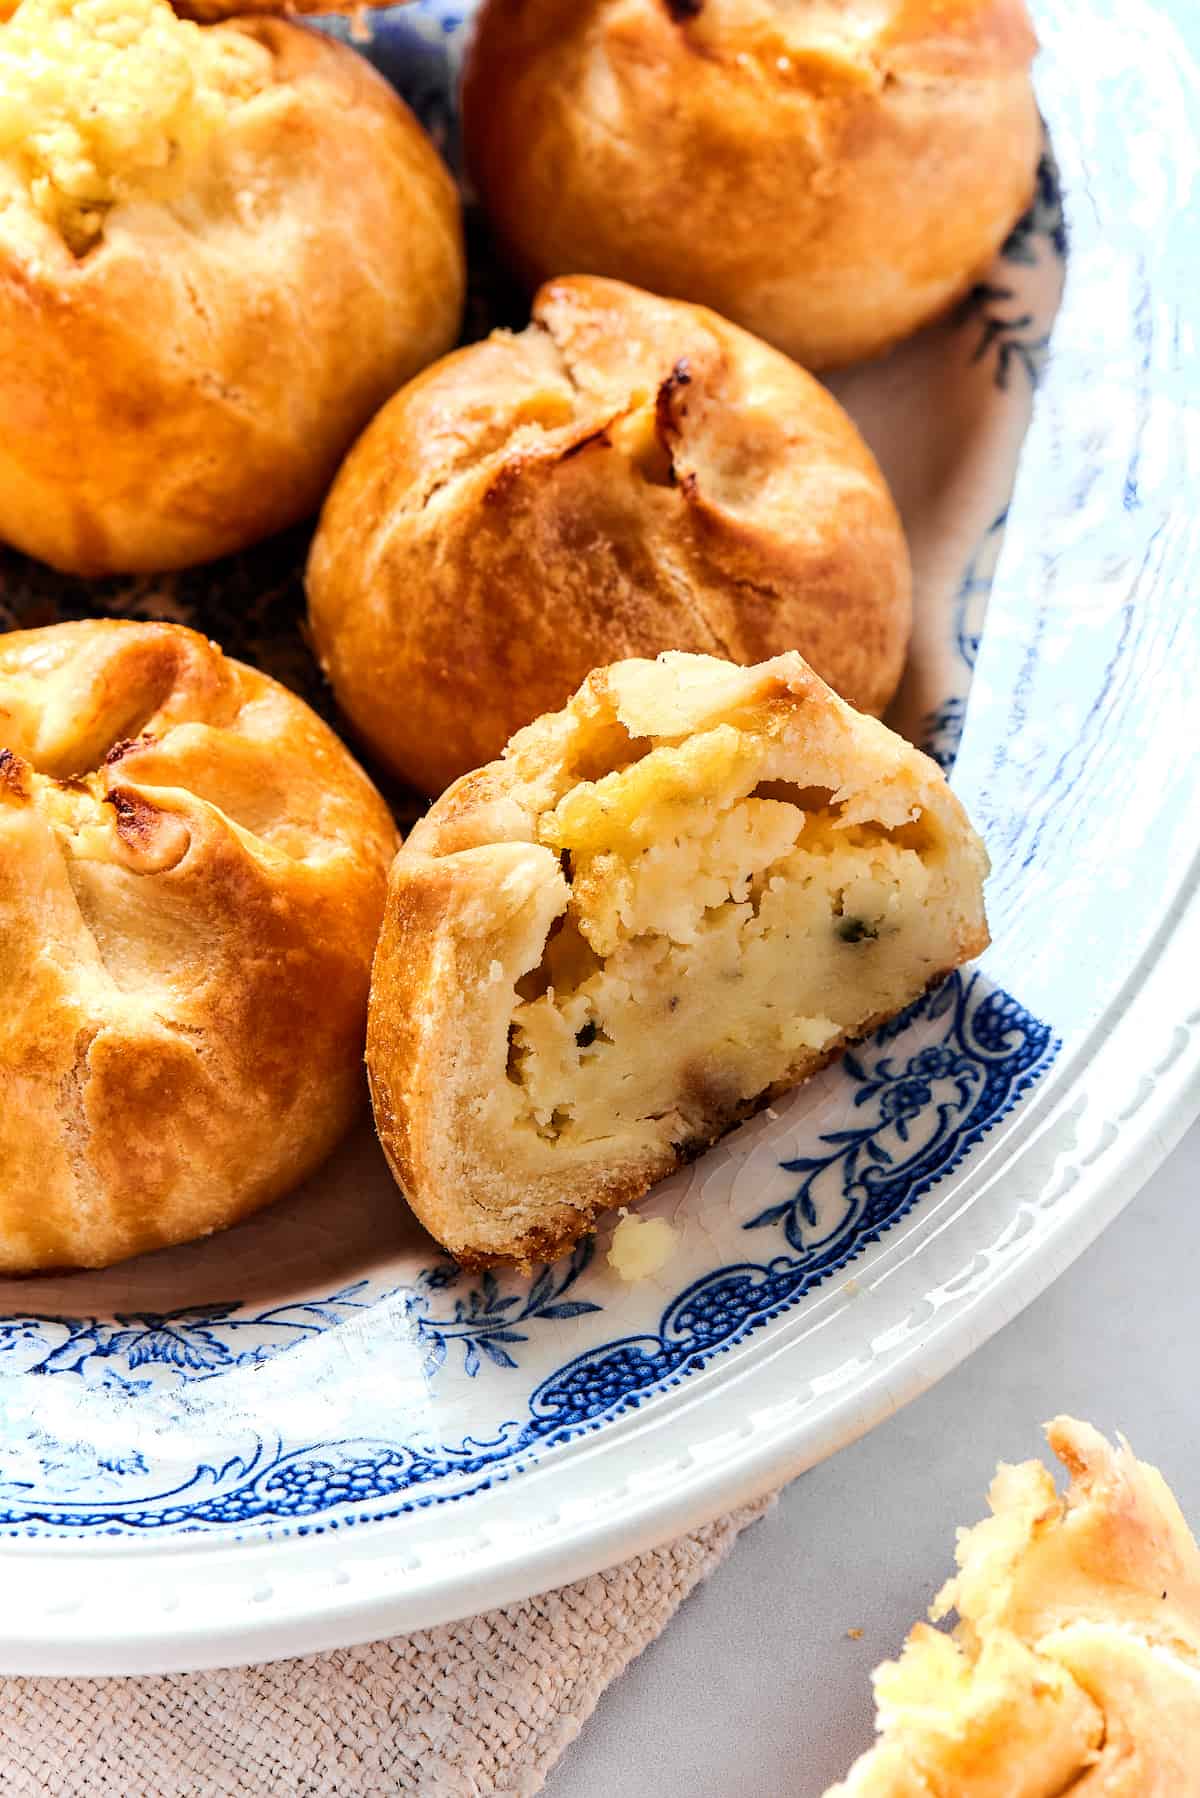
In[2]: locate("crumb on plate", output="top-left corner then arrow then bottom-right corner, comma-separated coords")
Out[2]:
607,1208 -> 679,1283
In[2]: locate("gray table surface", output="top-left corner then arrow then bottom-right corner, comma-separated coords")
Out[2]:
544,1116 -> 1200,1797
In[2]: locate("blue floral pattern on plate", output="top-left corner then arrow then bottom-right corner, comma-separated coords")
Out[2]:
0,972 -> 1056,1533
0,1249 -> 600,1391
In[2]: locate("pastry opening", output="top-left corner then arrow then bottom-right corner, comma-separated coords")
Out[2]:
567,721 -> 654,786
0,0 -> 273,254
750,780 -> 836,809
4,634 -> 332,868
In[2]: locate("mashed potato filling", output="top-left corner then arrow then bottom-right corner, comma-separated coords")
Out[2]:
505,721 -> 962,1152
0,0 -> 271,251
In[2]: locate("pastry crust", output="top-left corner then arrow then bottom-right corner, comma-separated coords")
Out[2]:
827,1417 -> 1200,1796
170,0 -> 394,17
308,275 -> 912,796
0,0 -> 394,18
0,620 -> 398,1272
0,2 -> 464,575
366,650 -> 988,1268
462,0 -> 1040,370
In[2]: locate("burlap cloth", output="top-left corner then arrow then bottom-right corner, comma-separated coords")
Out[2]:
0,1501 -> 771,1796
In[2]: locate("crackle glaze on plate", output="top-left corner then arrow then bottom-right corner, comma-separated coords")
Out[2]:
0,0 -> 1197,1675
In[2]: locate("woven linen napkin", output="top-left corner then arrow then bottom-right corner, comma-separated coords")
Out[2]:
0,1499 -> 771,1797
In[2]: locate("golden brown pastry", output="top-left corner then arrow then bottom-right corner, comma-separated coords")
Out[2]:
170,0 -> 393,18
0,0 -> 395,16
0,0 -> 464,576
462,0 -> 1040,371
307,275 -> 912,797
366,650 -> 988,1268
0,620 -> 398,1272
827,1418 -> 1200,1796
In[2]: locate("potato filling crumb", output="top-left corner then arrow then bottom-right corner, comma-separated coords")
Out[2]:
504,721 -> 961,1153
0,0 -> 271,252
607,1211 -> 678,1284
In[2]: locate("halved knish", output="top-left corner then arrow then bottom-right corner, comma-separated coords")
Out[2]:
367,652 -> 990,1268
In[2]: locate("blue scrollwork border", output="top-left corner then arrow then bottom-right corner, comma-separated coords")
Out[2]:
0,971 -> 1057,1535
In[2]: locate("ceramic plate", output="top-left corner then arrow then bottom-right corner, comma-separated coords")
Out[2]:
1,0 -> 1197,1675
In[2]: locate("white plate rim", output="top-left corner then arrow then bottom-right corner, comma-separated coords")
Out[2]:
0,0 -> 1197,1674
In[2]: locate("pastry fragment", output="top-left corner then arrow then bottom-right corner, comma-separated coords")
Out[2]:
308,274 -> 911,796
0,621 -> 398,1272
0,0 -> 464,574
827,1418 -> 1200,1796
366,651 -> 989,1268
462,0 -> 1041,370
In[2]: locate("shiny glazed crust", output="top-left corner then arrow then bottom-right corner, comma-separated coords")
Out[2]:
0,621 -> 399,1271
0,19 -> 464,575
828,1418 -> 1200,1796
308,275 -> 912,796
462,0 -> 1040,370
366,650 -> 989,1269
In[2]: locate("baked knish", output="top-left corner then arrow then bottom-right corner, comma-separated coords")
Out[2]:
366,651 -> 989,1268
827,1417 -> 1200,1795
308,275 -> 912,796
0,621 -> 398,1272
0,0 -> 464,575
462,0 -> 1040,370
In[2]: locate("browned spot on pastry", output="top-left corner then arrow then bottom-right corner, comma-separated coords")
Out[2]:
104,787 -> 191,873
655,358 -> 693,441
681,1057 -> 743,1120
670,1134 -> 709,1166
453,1203 -> 609,1275
0,747 -> 31,802
481,457 -> 526,506
103,733 -> 156,766
663,0 -> 703,19
646,358 -> 698,493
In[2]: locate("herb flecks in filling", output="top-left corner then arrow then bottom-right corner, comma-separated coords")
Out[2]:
500,718 -> 954,1155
